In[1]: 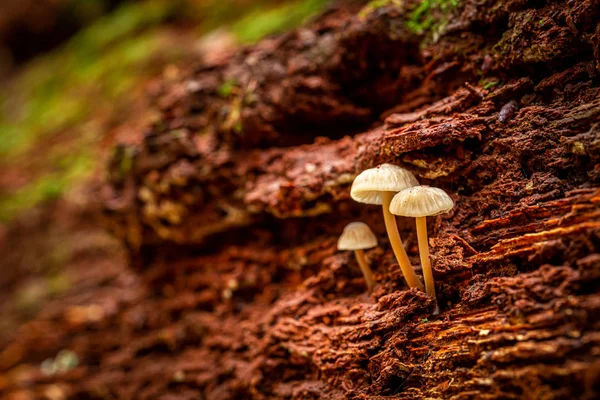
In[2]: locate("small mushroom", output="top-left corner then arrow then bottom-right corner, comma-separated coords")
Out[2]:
350,164 -> 424,290
389,186 -> 454,304
337,222 -> 378,293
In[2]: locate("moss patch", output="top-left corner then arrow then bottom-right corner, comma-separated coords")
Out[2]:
231,0 -> 330,44
358,0 -> 403,19
405,0 -> 458,38
0,0 -> 332,222
0,149 -> 94,222
218,79 -> 239,98
0,1 -> 187,220
0,1 -> 179,157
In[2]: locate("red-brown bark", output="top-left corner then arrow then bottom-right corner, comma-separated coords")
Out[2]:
2,0 -> 600,399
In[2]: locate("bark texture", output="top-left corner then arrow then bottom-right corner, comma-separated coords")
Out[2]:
2,0 -> 600,399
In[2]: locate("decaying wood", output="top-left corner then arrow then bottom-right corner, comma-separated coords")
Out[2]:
1,0 -> 600,399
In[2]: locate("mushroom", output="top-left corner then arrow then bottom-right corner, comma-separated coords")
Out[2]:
337,222 -> 378,293
389,186 -> 454,302
350,164 -> 424,290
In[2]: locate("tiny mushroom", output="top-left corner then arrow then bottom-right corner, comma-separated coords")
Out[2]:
350,164 -> 424,290
389,186 -> 454,303
337,222 -> 378,293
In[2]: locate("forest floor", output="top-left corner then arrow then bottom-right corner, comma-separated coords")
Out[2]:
0,0 -> 328,344
1,0 -> 600,399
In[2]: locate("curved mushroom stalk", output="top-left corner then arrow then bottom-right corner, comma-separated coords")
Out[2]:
382,192 -> 424,290
354,250 -> 375,294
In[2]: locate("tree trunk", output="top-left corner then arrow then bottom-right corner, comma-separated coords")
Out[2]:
2,0 -> 600,398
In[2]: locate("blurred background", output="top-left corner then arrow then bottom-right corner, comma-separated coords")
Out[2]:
0,0 -> 331,346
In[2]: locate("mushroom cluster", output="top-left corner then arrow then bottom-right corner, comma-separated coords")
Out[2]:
337,164 -> 453,309
350,164 -> 423,290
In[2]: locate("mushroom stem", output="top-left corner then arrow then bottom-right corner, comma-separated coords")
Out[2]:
381,192 -> 424,290
416,216 -> 436,299
354,249 -> 375,294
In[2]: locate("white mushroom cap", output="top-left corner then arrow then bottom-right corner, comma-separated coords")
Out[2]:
337,222 -> 378,250
389,186 -> 454,217
350,164 -> 419,205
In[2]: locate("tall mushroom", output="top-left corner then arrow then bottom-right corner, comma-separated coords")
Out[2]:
337,222 -> 378,293
350,164 -> 424,290
389,186 -> 454,302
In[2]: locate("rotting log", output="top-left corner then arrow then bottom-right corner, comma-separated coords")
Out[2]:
1,0 -> 600,399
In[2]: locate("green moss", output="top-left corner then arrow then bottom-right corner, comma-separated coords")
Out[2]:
231,0 -> 330,44
233,121 -> 243,134
47,273 -> 71,296
0,1 -> 187,221
0,150 -> 94,221
119,147 -> 136,176
218,79 -> 238,97
405,0 -> 458,36
482,79 -> 500,90
0,0 -> 333,222
0,1 -> 177,158
195,0 -> 257,33
67,1 -> 179,52
358,0 -> 402,18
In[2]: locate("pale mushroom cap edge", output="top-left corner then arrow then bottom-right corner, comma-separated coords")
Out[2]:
337,222 -> 378,250
350,164 -> 419,205
389,186 -> 454,217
